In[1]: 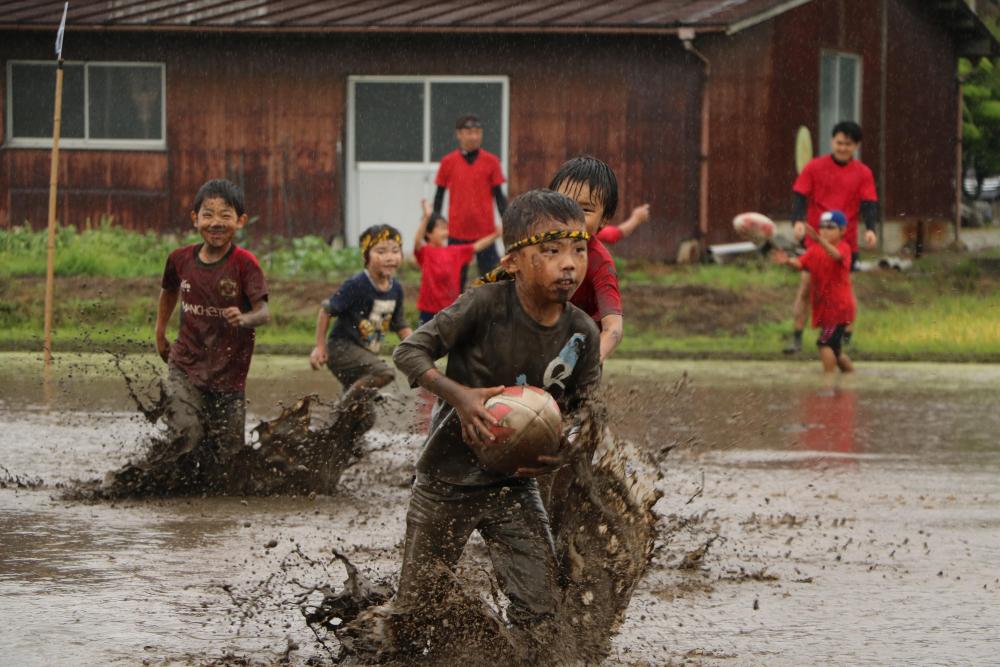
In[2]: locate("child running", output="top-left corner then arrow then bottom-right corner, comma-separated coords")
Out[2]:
309,225 -> 412,404
388,189 -> 602,650
414,198 -> 499,325
154,179 -> 270,464
772,210 -> 855,373
549,156 -> 626,360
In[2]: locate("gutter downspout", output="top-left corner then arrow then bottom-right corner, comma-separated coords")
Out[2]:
680,28 -> 711,244
879,0 -> 888,253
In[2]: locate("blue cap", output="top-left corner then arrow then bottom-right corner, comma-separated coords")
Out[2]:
821,210 -> 848,228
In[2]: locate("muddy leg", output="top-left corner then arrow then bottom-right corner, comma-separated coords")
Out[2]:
785,272 -> 810,354
162,365 -> 206,459
479,481 -> 559,631
394,477 -> 479,614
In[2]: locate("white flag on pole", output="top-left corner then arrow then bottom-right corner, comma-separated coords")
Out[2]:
55,2 -> 68,58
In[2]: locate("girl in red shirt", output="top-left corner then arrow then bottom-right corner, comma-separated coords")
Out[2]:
414,199 -> 499,325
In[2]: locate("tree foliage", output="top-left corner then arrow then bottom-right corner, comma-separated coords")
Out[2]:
962,14 -> 1000,195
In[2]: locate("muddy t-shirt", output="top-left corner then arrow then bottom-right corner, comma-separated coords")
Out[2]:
393,280 -> 602,486
324,270 -> 407,353
162,244 -> 268,393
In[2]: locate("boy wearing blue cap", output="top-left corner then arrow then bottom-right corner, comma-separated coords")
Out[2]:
771,210 -> 855,373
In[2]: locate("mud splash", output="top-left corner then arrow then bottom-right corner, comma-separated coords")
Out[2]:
296,403 -> 663,665
70,359 -> 378,499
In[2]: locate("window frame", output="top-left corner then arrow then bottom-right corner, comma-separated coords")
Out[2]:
817,50 -> 862,156
5,59 -> 167,151
346,75 -> 510,170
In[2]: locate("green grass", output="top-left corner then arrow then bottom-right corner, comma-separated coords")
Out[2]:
0,220 -> 365,281
3,223 -> 1000,361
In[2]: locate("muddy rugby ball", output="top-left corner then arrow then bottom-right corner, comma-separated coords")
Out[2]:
471,386 -> 562,476
732,212 -> 776,241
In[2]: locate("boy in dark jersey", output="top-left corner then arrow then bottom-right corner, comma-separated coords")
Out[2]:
155,179 -> 270,463
785,120 -> 878,353
389,190 -> 601,643
309,225 -> 412,403
414,198 -> 499,325
549,156 -> 625,360
772,210 -> 855,373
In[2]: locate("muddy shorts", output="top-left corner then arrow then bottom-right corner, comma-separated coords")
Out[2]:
325,337 -> 393,388
164,364 -> 245,462
395,473 -> 559,627
816,324 -> 848,357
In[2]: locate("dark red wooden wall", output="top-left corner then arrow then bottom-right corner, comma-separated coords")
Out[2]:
0,0 -> 965,259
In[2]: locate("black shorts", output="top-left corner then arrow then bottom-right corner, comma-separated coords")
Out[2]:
816,324 -> 848,357
851,251 -> 860,272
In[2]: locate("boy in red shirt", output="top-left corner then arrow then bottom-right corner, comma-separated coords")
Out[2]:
433,114 -> 507,289
549,156 -> 625,361
772,211 -> 855,373
154,179 -> 270,463
786,121 -> 878,353
414,198 -> 499,325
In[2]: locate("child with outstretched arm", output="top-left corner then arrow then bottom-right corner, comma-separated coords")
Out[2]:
772,210 -> 855,373
414,198 -> 499,325
549,156 -> 627,360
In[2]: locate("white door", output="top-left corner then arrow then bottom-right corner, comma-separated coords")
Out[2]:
346,77 -> 509,255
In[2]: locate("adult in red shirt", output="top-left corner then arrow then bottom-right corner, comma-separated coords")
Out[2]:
433,114 -> 507,289
785,121 -> 878,354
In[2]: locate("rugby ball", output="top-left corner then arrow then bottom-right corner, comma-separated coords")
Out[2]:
470,386 -> 562,476
732,212 -> 775,241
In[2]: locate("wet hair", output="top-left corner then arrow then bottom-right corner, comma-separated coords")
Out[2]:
501,189 -> 585,248
455,114 -> 482,130
424,212 -> 446,238
548,155 -> 619,221
832,121 -> 863,143
192,179 -> 245,217
359,224 -> 402,265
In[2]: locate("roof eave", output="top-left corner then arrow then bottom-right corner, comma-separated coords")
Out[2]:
0,22 -> 726,37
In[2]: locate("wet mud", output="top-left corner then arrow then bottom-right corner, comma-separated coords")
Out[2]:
3,356 -> 1000,665
62,357 -> 377,499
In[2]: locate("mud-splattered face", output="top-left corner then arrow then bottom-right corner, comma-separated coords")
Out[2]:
191,196 -> 247,251
504,219 -> 588,304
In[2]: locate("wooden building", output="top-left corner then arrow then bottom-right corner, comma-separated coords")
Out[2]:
1,1 -> 995,259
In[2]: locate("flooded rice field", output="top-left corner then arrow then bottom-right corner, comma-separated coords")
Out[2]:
1,354 -> 998,666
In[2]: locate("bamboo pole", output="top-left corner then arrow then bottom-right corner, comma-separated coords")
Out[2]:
43,60 -> 64,369
43,3 -> 68,371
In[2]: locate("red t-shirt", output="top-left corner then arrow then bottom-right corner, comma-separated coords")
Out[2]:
571,237 -> 623,323
162,244 -> 268,392
596,225 -> 624,245
435,149 -> 505,240
793,155 -> 877,252
798,241 -> 855,328
415,243 -> 476,313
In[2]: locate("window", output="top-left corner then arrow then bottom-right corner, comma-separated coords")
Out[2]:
819,52 -> 861,151
351,77 -> 506,164
6,61 -> 166,150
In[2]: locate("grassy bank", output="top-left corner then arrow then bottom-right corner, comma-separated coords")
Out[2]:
2,224 -> 999,361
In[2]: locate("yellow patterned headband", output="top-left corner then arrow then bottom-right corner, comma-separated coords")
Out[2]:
474,229 -> 591,286
360,227 -> 402,256
505,228 -> 590,252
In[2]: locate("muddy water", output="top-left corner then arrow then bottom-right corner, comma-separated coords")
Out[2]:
1,354 -> 998,666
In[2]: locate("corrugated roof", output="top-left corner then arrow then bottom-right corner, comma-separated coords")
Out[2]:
0,0 -> 802,32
